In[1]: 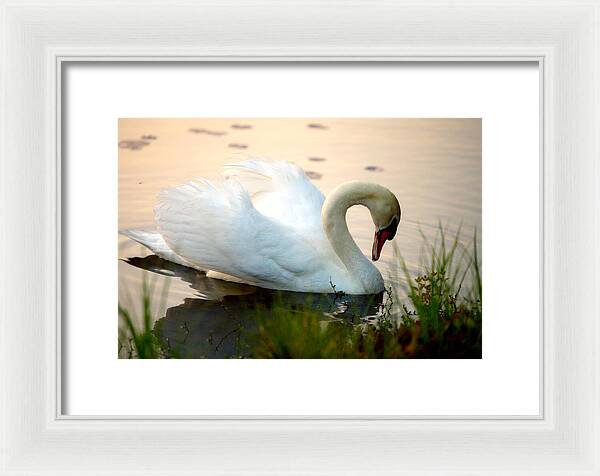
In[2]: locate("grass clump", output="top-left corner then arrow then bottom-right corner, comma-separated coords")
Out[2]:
390,226 -> 482,357
248,296 -> 405,359
118,276 -> 171,358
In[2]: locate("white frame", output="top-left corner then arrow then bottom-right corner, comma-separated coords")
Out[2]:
1,1 -> 598,474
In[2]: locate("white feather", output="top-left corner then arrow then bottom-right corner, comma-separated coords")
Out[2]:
120,229 -> 197,269
222,159 -> 325,232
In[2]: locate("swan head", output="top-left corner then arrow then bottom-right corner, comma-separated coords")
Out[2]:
322,180 -> 401,262
365,186 -> 401,261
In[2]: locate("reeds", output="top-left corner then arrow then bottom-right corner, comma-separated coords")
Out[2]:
391,226 -> 482,357
118,276 -> 170,358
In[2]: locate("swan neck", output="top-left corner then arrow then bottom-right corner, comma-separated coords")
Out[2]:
322,182 -> 376,281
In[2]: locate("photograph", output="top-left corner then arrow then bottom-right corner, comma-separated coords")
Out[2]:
118,118 -> 482,359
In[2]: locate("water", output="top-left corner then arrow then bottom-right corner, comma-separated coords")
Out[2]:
118,118 -> 481,358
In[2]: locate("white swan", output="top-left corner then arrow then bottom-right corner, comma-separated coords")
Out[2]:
121,160 -> 401,295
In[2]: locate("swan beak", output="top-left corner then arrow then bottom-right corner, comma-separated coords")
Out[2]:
372,217 -> 399,261
372,229 -> 391,261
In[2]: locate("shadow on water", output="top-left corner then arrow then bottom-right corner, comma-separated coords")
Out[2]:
123,255 -> 384,358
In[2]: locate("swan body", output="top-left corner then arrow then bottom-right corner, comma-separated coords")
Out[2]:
121,160 -> 401,294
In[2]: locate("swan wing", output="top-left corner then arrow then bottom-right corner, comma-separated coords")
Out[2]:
154,177 -> 331,289
222,159 -> 325,232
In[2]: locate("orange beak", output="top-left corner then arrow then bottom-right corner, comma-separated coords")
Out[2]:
372,229 -> 393,261
371,216 -> 399,261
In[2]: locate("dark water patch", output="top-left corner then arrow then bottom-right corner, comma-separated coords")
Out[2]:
188,128 -> 227,136
231,124 -> 253,130
141,134 -> 157,140
228,143 -> 248,149
307,123 -> 328,130
119,140 -> 150,150
305,171 -> 323,180
308,157 -> 326,162
365,165 -> 384,172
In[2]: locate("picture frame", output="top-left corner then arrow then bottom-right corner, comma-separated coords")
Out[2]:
1,1 -> 598,474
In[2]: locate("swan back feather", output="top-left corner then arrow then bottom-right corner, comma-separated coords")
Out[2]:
222,159 -> 325,232
154,165 -> 336,291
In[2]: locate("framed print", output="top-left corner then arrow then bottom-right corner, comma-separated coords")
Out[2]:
62,62 -> 538,417
1,1 -> 599,475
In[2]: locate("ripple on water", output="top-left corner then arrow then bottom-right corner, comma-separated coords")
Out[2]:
305,171 -> 323,180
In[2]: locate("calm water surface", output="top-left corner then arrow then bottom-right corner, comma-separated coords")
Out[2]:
118,118 -> 481,358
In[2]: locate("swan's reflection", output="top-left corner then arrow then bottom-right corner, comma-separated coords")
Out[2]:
123,255 -> 384,358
